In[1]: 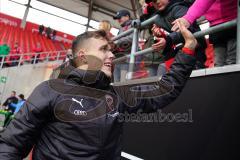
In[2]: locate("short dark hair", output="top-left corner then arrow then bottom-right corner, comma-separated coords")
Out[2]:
19,94 -> 25,100
71,30 -> 109,56
12,91 -> 16,95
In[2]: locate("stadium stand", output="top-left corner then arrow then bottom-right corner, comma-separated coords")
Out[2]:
0,13 -> 73,66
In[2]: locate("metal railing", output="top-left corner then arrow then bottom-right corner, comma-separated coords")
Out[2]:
111,13 -> 239,85
113,19 -> 237,64
0,50 -> 68,69
237,0 -> 240,63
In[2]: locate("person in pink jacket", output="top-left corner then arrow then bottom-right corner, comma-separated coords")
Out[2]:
171,0 -> 237,67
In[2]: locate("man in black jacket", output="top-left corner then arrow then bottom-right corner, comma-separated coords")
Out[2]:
0,21 -> 197,160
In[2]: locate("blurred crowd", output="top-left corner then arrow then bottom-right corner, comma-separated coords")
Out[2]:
97,0 -> 237,82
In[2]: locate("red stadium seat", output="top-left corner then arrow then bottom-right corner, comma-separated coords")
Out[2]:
0,22 -> 72,64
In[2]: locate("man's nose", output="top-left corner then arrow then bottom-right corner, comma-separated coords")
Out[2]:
108,51 -> 115,60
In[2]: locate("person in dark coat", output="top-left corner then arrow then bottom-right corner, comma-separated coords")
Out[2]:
0,22 -> 198,159
150,0 -> 207,69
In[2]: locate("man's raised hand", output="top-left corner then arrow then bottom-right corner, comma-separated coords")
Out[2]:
176,20 -> 197,50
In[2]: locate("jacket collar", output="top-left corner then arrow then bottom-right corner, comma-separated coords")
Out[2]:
65,67 -> 111,90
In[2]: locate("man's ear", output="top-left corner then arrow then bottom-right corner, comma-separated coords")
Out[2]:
76,49 -> 87,63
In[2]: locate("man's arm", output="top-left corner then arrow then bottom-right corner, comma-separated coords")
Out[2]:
116,49 -> 196,113
140,20 -> 198,112
116,20 -> 197,113
134,50 -> 196,112
0,81 -> 53,159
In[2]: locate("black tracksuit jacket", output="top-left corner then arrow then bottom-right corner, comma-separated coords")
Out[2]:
0,51 -> 196,160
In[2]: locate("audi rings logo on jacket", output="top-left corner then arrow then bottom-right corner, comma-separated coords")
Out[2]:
71,98 -> 87,116
73,110 -> 87,116
53,87 -> 119,122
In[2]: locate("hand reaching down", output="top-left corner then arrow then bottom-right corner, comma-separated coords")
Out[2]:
171,17 -> 191,32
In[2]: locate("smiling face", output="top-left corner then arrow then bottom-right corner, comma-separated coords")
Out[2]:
72,31 -> 115,77
84,38 -> 115,77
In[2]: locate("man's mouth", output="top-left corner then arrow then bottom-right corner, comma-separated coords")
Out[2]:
104,62 -> 112,68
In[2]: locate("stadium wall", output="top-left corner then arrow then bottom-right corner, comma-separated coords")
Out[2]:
0,61 -> 61,104
122,69 -> 240,160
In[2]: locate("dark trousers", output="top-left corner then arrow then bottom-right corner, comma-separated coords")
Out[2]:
210,26 -> 237,67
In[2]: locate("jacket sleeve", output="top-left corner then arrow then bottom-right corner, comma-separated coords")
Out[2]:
0,81 -> 53,160
117,51 -> 196,113
183,0 -> 216,24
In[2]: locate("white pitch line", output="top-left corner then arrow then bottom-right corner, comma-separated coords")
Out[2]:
121,151 -> 144,160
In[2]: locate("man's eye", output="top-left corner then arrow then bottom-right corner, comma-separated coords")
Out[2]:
101,47 -> 110,52
101,48 -> 107,52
